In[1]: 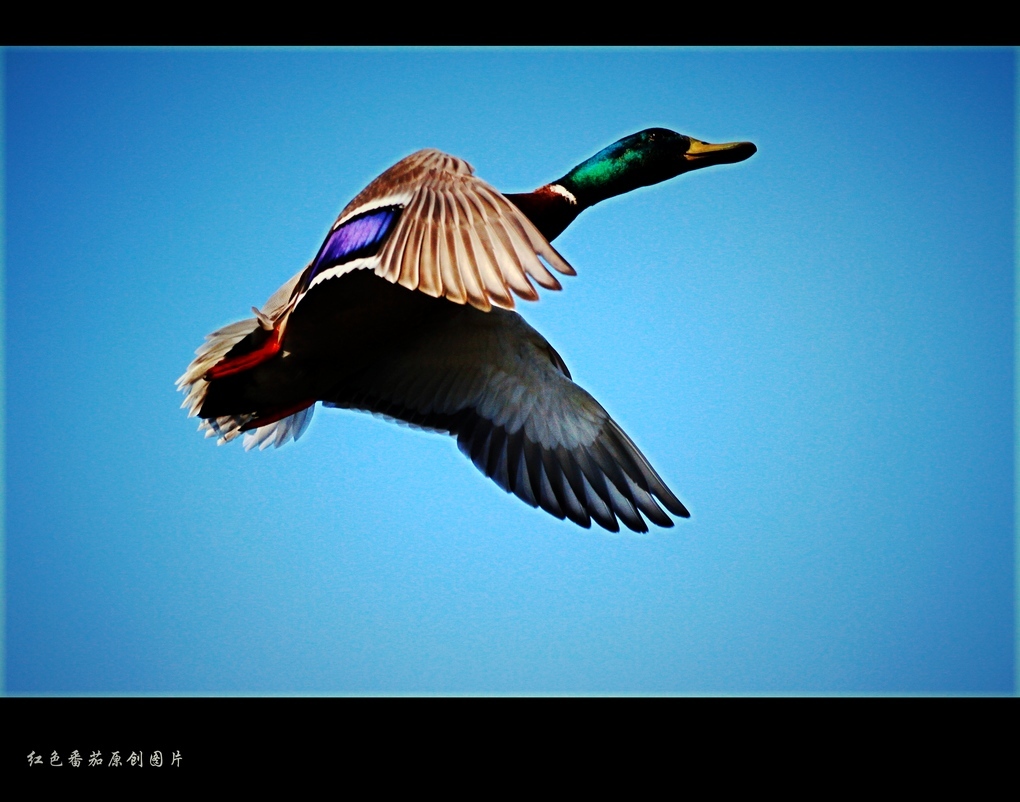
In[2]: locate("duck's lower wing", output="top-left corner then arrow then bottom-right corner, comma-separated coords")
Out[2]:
327,307 -> 689,532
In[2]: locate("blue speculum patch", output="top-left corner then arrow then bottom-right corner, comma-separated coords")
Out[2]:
308,206 -> 402,281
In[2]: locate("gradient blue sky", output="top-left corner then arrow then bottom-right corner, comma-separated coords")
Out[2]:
4,48 -> 1014,694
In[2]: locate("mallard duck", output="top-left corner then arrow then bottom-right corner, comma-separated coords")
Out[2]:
178,128 -> 756,533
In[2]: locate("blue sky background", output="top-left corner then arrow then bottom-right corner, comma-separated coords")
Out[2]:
4,48 -> 1014,694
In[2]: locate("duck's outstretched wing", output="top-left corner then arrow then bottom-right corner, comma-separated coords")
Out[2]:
300,149 -> 575,313
325,306 -> 689,533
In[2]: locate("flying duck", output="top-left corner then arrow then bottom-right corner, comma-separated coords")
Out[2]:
178,129 -> 756,532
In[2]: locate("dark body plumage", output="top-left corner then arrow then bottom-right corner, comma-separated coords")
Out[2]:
199,271 -> 450,421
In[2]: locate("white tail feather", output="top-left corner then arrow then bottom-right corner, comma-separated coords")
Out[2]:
176,316 -> 261,419
243,405 -> 315,451
198,414 -> 254,445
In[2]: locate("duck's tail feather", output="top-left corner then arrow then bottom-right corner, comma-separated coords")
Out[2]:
197,414 -> 254,445
177,317 -> 263,420
194,404 -> 315,449
179,292 -> 315,450
177,267 -> 309,420
242,404 -> 315,450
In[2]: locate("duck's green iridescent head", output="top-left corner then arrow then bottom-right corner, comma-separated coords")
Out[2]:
557,128 -> 757,209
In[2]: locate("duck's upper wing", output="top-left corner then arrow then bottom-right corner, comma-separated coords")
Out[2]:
301,149 -> 575,312
325,306 -> 689,532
